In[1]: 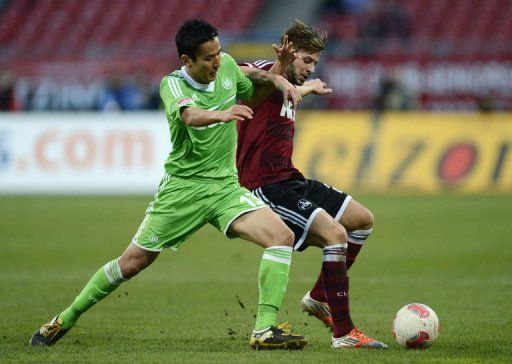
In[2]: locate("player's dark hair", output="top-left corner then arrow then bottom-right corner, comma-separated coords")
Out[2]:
175,19 -> 219,61
281,20 -> 327,53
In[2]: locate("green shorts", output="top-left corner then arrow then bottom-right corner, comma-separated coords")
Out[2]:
132,173 -> 265,251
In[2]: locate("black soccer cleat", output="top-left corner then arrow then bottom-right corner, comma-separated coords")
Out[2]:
250,323 -> 308,350
29,315 -> 68,347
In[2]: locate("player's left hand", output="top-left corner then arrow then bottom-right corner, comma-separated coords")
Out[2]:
272,35 -> 297,67
274,75 -> 301,108
303,78 -> 332,95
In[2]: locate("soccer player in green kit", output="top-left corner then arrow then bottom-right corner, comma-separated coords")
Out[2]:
30,19 -> 307,350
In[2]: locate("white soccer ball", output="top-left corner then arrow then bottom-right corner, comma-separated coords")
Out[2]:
392,303 -> 440,349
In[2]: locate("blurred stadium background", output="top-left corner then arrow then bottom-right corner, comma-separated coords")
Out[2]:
1,0 -> 511,112
1,1 -> 511,362
1,0 -> 511,194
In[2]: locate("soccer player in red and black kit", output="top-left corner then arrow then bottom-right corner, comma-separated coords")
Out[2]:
237,20 -> 388,349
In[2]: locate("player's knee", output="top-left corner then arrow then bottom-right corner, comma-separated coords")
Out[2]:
119,255 -> 151,279
266,225 -> 295,247
321,222 -> 348,247
357,208 -> 374,230
119,261 -> 140,279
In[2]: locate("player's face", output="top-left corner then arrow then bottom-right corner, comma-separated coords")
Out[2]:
184,37 -> 222,84
286,50 -> 321,86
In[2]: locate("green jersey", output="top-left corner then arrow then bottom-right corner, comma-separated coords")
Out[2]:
160,52 -> 254,181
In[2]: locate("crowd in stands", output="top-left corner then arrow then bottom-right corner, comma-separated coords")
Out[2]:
0,0 -> 510,111
0,68 -> 162,111
321,0 -> 512,57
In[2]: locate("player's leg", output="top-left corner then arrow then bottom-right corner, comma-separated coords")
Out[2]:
30,174 -> 205,347
253,181 -> 334,326
229,207 -> 294,326
60,244 -> 159,326
212,185 -> 306,349
338,199 -> 374,269
257,179 -> 385,348
302,211 -> 354,338
306,199 -> 374,305
303,211 -> 387,348
229,207 -> 307,349
304,182 -> 371,305
29,243 -> 159,346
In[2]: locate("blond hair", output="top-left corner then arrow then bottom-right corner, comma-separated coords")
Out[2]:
281,20 -> 327,52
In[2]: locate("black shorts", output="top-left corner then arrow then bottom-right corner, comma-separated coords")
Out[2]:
252,178 -> 351,251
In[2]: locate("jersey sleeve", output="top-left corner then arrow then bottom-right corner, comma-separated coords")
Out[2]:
223,53 -> 254,101
160,75 -> 197,121
240,60 -> 274,71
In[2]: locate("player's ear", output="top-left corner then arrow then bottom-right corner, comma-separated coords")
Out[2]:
181,54 -> 192,67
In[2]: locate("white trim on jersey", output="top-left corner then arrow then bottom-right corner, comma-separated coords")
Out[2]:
167,77 -> 183,98
253,60 -> 273,69
180,66 -> 215,92
172,78 -> 184,96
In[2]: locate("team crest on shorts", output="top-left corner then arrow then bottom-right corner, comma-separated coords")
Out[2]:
298,199 -> 312,210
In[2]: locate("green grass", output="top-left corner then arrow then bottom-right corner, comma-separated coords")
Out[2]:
1,195 -> 511,363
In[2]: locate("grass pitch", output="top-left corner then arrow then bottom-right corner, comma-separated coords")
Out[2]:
1,195 -> 511,363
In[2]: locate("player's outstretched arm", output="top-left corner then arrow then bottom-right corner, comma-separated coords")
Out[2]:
241,67 -> 301,109
181,105 -> 253,126
297,78 -> 332,97
238,36 -> 297,109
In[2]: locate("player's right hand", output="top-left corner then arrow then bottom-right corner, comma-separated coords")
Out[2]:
220,104 -> 254,122
272,35 -> 297,67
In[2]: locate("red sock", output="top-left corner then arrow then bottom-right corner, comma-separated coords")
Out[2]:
309,271 -> 326,302
346,242 -> 363,269
311,242 -> 363,302
346,229 -> 372,269
322,244 -> 354,338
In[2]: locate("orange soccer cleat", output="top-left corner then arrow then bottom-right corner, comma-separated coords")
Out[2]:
300,291 -> 333,329
332,327 -> 388,349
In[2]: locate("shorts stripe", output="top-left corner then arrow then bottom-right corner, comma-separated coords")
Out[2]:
256,188 -> 308,224
295,207 -> 323,250
334,195 -> 352,221
132,173 -> 171,246
254,190 -> 306,227
254,188 -> 308,226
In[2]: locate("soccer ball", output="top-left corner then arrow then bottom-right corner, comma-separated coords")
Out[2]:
392,303 -> 440,349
